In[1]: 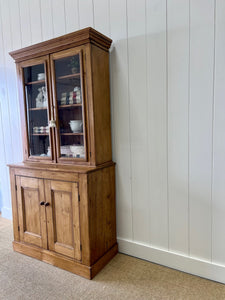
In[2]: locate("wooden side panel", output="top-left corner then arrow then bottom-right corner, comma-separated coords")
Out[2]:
87,165 -> 117,265
91,44 -> 112,165
16,176 -> 47,248
79,173 -> 90,265
9,168 -> 19,241
45,180 -> 81,261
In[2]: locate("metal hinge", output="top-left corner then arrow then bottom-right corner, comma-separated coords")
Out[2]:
18,226 -> 20,232
80,244 -> 82,251
78,194 -> 80,202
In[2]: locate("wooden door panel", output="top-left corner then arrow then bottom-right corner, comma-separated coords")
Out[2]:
45,180 -> 81,260
16,176 -> 47,248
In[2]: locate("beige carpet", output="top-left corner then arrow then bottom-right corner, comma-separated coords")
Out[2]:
1,217 -> 225,300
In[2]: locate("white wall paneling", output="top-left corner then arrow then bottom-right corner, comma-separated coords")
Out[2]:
93,0 -> 110,37
29,0 -> 42,44
65,0 -> 79,33
167,0 -> 189,255
189,0 -> 214,261
1,0 -> 225,284
19,0 -> 32,47
109,0 -> 132,240
40,0 -> 54,41
78,0 -> 94,29
127,0 -> 149,243
51,0 -> 66,37
146,0 -> 168,249
212,0 -> 225,266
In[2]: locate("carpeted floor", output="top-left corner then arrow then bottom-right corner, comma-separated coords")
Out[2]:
1,217 -> 225,299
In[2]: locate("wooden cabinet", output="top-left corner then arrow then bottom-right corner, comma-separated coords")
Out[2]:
8,28 -> 117,279
16,176 -> 47,249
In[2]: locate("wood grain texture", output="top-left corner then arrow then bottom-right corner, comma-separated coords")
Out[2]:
91,44 -> 112,165
9,27 -> 112,62
87,165 -> 117,264
78,173 -> 91,265
16,176 -> 47,248
9,168 -> 19,241
13,240 -> 117,279
45,180 -> 81,260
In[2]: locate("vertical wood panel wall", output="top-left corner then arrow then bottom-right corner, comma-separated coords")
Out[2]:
1,0 -> 225,283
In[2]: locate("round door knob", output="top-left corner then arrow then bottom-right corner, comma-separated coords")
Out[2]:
40,201 -> 45,206
44,202 -> 50,207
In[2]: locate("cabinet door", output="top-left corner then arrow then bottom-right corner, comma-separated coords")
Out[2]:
18,56 -> 54,161
16,176 -> 47,248
50,48 -> 88,163
44,180 -> 81,260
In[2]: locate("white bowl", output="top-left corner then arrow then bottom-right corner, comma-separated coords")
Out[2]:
69,120 -> 82,133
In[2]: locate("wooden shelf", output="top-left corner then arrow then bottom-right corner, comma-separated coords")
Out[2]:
25,80 -> 45,85
60,133 -> 83,136
57,73 -> 80,80
32,134 -> 49,136
58,104 -> 82,109
29,107 -> 47,111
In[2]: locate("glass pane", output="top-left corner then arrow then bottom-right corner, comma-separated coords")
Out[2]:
23,63 -> 51,157
54,53 -> 85,159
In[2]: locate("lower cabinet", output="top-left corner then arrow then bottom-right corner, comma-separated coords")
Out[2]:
9,164 -> 117,279
16,177 -> 81,261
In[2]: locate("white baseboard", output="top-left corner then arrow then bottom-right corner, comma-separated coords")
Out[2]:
118,238 -> 225,284
1,206 -> 12,219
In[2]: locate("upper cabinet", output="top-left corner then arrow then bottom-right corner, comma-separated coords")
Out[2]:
10,28 -> 112,166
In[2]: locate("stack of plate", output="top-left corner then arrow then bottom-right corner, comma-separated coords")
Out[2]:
60,145 -> 73,156
70,145 -> 85,158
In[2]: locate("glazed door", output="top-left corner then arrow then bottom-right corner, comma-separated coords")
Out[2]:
19,56 -> 54,161
16,176 -> 47,248
50,48 -> 87,163
44,180 -> 81,260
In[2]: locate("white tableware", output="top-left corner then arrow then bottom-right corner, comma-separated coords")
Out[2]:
70,145 -> 85,158
37,73 -> 45,80
69,120 -> 83,133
